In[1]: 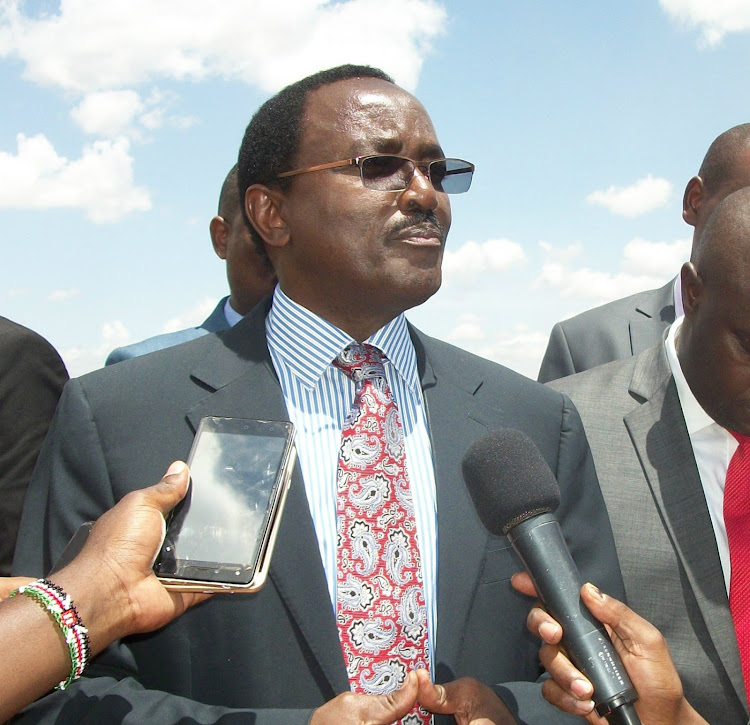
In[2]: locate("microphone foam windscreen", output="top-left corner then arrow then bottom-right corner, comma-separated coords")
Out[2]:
462,429 -> 561,535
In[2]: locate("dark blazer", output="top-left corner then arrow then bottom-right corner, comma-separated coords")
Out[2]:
13,301 -> 624,725
105,297 -> 231,365
538,279 -> 676,383
549,343 -> 748,724
0,316 -> 67,575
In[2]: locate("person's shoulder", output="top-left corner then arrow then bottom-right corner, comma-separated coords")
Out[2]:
558,284 -> 672,333
0,316 -> 67,370
548,352 -> 637,393
105,327 -> 209,365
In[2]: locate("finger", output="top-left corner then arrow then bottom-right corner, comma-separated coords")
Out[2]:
539,642 -> 594,701
527,604 -> 563,645
511,571 -> 537,597
541,675 -> 597,718
141,461 -> 190,516
580,583 -> 662,651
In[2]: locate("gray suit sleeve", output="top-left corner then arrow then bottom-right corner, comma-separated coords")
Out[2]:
538,323 -> 576,384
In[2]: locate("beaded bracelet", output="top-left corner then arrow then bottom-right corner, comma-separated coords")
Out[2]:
11,578 -> 91,690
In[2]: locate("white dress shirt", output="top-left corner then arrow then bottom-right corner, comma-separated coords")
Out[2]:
666,316 -> 737,593
265,286 -> 438,662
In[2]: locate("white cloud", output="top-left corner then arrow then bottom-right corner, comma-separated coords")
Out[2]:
621,237 -> 691,277
534,238 -> 682,305
71,90 -> 144,137
442,238 -> 527,286
47,288 -> 81,302
660,0 -> 750,47
445,318 -> 548,379
0,0 -> 446,94
0,133 -> 151,222
586,175 -> 672,217
161,297 -> 217,334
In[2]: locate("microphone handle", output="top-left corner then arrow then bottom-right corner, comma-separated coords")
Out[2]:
507,513 -> 641,723
605,703 -> 642,725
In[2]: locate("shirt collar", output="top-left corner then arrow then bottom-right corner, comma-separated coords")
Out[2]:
665,316 -> 716,435
266,286 -> 419,392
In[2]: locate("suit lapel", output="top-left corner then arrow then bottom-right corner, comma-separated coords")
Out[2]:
186,307 -> 349,695
630,280 -> 675,355
411,331 -> 493,673
624,347 -> 746,708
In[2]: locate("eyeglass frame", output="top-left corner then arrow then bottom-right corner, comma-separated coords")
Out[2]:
276,154 -> 475,193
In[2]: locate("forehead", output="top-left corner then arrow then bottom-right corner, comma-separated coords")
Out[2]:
298,78 -> 442,160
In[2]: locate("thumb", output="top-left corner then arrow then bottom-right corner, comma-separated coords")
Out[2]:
370,671 -> 420,722
145,461 -> 190,516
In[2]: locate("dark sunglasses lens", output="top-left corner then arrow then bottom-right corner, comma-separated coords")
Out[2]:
432,159 -> 473,194
361,156 -> 411,190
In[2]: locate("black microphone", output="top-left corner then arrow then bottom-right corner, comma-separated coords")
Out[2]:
461,429 -> 641,725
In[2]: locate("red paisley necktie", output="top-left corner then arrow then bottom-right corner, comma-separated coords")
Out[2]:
724,430 -> 750,702
334,343 -> 431,724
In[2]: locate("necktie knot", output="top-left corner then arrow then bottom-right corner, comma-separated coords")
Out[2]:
334,344 -> 385,384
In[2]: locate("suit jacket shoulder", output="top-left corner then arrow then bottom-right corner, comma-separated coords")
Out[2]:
105,297 -> 231,365
0,316 -> 68,574
538,279 -> 676,382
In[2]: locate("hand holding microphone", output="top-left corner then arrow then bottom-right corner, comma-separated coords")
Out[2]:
461,429 -> 641,725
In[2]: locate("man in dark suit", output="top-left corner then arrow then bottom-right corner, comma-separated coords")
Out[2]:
105,165 -> 276,364
547,186 -> 750,723
538,123 -> 750,383
0,317 -> 67,575
13,65 -> 623,724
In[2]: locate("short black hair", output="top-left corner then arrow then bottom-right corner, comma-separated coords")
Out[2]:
237,64 -> 394,250
698,123 -> 750,197
217,164 -> 240,218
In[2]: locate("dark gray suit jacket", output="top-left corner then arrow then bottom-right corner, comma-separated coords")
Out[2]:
549,344 -> 748,724
13,301 -> 624,724
105,297 -> 231,365
0,317 -> 68,575
538,279 -> 675,383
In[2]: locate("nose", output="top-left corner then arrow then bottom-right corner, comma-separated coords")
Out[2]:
398,165 -> 439,213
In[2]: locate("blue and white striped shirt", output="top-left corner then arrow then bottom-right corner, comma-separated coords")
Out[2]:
266,286 -> 438,662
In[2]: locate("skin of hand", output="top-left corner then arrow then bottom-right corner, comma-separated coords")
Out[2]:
0,462 -> 212,722
0,576 -> 33,600
309,669 -> 517,725
415,668 -> 517,724
51,460 -> 212,652
510,572 -> 706,725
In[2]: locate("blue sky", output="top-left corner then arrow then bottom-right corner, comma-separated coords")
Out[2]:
2,0 -> 750,378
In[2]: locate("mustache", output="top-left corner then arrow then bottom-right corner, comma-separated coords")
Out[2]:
389,211 -> 447,241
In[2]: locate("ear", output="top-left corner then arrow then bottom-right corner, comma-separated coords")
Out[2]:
680,261 -> 704,318
209,215 -> 229,259
682,176 -> 704,227
245,184 -> 289,250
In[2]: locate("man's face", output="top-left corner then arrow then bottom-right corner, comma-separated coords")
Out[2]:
272,78 -> 452,337
680,268 -> 750,435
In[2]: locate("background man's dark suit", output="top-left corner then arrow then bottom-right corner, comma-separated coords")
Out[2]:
537,279 -> 675,383
0,316 -> 68,575
549,342 -> 748,724
13,302 -> 624,724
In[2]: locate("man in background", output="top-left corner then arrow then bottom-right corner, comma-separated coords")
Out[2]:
538,123 -> 750,383
0,317 -> 67,574
106,164 -> 276,364
547,187 -> 750,723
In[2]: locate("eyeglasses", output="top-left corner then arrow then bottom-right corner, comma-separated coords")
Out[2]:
277,155 -> 474,194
